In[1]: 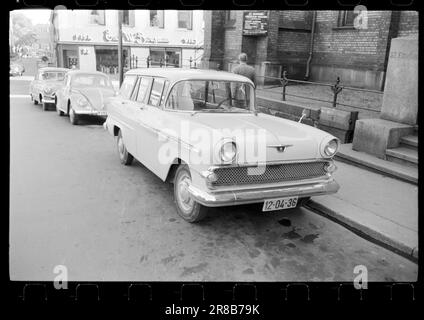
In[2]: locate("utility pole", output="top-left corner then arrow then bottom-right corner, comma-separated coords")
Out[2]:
117,10 -> 123,86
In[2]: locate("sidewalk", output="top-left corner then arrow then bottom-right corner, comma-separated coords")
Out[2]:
307,160 -> 418,260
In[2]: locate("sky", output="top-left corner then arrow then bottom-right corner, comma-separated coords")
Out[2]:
12,9 -> 52,25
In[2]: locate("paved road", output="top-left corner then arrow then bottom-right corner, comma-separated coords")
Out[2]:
9,79 -> 417,282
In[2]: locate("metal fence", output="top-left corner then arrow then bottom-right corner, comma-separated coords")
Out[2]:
128,54 -> 202,69
256,71 -> 384,113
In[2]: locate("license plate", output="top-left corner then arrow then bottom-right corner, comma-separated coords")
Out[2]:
262,196 -> 298,212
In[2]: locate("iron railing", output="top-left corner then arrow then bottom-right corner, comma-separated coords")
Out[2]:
256,71 -> 383,113
127,54 -> 202,69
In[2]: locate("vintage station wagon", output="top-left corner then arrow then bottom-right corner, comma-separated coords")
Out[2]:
55,70 -> 115,125
30,67 -> 69,111
104,68 -> 340,222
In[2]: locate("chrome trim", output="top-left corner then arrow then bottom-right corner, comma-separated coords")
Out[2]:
188,178 -> 340,207
206,159 -> 333,171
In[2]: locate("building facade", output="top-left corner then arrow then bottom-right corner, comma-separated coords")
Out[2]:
51,10 -> 204,76
201,10 -> 418,90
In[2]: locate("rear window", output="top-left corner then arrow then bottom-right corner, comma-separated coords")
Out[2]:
119,75 -> 136,99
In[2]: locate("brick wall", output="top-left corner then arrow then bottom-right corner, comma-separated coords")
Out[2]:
311,10 -> 392,71
398,11 -> 419,37
223,11 -> 244,64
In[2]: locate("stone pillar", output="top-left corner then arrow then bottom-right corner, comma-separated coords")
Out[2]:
352,36 -> 417,158
201,11 -> 225,70
380,35 -> 418,125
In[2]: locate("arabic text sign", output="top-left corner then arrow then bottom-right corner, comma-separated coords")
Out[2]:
243,11 -> 269,36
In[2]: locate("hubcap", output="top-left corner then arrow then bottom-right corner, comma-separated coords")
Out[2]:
176,172 -> 194,213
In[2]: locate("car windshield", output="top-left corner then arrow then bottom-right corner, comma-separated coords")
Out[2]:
165,80 -> 255,113
71,74 -> 112,88
41,72 -> 65,81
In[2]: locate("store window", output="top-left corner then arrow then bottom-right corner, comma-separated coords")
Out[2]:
149,48 -> 181,68
150,10 -> 164,28
178,11 -> 193,30
95,47 -> 130,75
90,10 -> 105,25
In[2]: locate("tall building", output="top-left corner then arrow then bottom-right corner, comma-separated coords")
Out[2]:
50,10 -> 204,75
202,10 -> 418,90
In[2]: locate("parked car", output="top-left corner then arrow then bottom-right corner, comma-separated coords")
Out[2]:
10,63 -> 25,76
55,70 -> 115,125
30,67 -> 69,111
104,68 -> 340,222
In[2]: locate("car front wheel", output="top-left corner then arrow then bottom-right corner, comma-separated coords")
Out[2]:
117,130 -> 134,166
31,94 -> 38,105
173,165 -> 208,223
69,106 -> 79,125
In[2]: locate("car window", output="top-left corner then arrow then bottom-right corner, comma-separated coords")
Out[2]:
165,80 -> 254,113
147,78 -> 165,107
136,77 -> 152,103
159,81 -> 169,106
41,72 -> 66,81
71,74 -> 112,88
119,75 -> 136,99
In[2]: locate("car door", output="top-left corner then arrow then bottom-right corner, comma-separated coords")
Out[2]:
134,77 -> 170,179
112,74 -> 139,156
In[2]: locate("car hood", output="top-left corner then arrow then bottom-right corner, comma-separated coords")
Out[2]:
73,87 -> 115,110
170,112 -> 333,163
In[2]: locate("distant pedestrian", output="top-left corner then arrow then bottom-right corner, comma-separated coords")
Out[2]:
232,53 -> 256,86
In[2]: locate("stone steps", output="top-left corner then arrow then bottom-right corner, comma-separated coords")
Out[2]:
400,135 -> 418,148
386,146 -> 418,168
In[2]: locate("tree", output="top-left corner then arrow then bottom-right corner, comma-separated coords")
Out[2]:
10,12 -> 38,50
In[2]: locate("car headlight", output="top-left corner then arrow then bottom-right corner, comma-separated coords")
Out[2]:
323,139 -> 339,157
76,95 -> 90,108
219,141 -> 237,163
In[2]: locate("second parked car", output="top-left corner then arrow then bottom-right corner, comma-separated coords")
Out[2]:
55,70 -> 116,125
30,67 -> 68,111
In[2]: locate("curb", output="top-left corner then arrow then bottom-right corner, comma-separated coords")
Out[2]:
335,153 -> 418,185
305,200 -> 418,263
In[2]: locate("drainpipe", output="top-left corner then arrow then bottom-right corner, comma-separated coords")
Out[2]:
304,10 -> 317,80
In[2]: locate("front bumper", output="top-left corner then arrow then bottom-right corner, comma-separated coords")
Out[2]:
188,178 -> 340,207
42,95 -> 55,104
74,109 -> 108,116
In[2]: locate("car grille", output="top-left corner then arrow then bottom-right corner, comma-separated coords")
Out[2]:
211,161 -> 328,186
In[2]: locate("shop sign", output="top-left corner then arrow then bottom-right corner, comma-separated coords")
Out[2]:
181,38 -> 196,45
72,34 -> 92,42
103,30 -> 169,45
80,48 -> 89,55
243,11 -> 269,36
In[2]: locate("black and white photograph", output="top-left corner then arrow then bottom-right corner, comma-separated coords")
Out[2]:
9,8 -> 418,284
